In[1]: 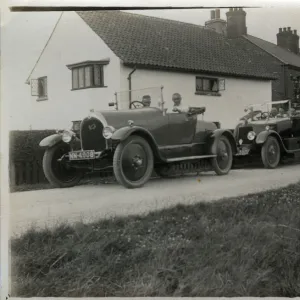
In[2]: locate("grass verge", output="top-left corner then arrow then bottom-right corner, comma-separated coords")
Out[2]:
11,183 -> 300,297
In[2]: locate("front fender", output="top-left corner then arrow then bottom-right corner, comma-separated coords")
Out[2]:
255,130 -> 281,145
209,129 -> 237,154
111,126 -> 153,142
39,133 -> 62,148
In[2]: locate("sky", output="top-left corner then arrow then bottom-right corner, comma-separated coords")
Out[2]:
1,5 -> 300,129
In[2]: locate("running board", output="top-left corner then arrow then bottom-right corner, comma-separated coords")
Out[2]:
166,154 -> 216,163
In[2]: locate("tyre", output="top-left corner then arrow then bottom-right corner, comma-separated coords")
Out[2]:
261,136 -> 281,169
43,142 -> 82,188
211,135 -> 233,175
113,135 -> 154,188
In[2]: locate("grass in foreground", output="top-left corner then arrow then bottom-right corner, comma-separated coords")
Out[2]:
11,182 -> 300,297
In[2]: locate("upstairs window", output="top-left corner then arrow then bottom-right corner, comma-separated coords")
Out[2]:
31,76 -> 48,101
67,60 -> 109,90
195,76 -> 225,96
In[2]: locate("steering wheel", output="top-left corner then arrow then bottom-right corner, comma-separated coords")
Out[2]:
130,101 -> 145,109
260,112 -> 269,119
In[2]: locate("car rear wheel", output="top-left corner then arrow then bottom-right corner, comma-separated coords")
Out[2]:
43,142 -> 82,188
211,135 -> 233,175
113,135 -> 154,188
261,136 -> 281,169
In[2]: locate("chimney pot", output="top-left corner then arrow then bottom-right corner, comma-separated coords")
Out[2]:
234,7 -> 238,11
210,10 -> 216,19
215,8 -> 220,19
294,29 -> 297,35
283,27 -> 287,31
229,7 -> 233,12
279,28 -> 282,33
288,27 -> 291,31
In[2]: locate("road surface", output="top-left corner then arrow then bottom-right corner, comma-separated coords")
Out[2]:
10,164 -> 300,236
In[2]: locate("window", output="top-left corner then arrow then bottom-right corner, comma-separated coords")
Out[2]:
31,76 -> 48,100
67,60 -> 109,90
195,77 -> 225,96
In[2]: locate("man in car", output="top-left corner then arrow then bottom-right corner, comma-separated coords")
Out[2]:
269,107 -> 278,118
276,108 -> 287,118
142,95 -> 151,107
171,93 -> 190,113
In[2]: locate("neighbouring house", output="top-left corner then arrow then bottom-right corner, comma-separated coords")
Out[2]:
205,8 -> 300,102
26,10 -> 279,130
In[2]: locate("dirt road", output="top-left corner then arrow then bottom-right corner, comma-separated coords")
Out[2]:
10,164 -> 300,236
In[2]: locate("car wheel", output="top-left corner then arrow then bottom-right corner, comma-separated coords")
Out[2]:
113,135 -> 154,188
261,136 -> 281,169
43,142 -> 82,188
211,135 -> 233,175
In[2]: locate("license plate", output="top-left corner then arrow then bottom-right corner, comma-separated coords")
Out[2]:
69,150 -> 95,160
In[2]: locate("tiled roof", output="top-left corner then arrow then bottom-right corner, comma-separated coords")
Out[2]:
77,11 -> 278,80
244,35 -> 300,68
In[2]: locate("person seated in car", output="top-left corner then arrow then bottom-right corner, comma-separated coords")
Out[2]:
171,93 -> 190,113
276,108 -> 287,118
269,107 -> 278,118
142,95 -> 151,107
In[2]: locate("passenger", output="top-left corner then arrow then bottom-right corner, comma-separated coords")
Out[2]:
269,107 -> 278,118
276,108 -> 287,118
142,95 -> 151,107
171,93 -> 189,113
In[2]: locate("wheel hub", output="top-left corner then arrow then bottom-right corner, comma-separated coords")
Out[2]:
132,155 -> 143,168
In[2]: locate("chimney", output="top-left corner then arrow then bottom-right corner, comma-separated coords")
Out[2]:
205,8 -> 227,35
226,7 -> 247,38
277,27 -> 299,54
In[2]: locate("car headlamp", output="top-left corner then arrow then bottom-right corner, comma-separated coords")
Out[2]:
62,130 -> 75,143
247,131 -> 256,141
102,126 -> 115,139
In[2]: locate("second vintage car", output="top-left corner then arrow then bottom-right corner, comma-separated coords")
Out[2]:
39,87 -> 237,189
233,99 -> 300,168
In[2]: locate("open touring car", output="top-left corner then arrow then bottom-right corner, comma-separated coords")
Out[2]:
39,86 -> 237,189
233,100 -> 300,168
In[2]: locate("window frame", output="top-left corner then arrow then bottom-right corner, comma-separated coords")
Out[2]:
36,76 -> 48,101
195,76 -> 225,96
67,60 -> 109,91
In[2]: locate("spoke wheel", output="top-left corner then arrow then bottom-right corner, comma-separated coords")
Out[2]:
261,136 -> 281,169
211,136 -> 233,175
43,142 -> 82,188
113,135 -> 153,188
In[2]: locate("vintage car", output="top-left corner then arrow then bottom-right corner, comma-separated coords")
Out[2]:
39,88 -> 237,189
233,99 -> 300,168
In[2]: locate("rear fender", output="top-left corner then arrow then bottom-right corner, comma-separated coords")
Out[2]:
209,129 -> 237,154
39,134 -> 62,148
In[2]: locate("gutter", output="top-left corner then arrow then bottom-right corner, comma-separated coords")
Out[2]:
127,66 -> 137,108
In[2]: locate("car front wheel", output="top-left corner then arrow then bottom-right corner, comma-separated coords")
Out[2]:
261,136 -> 281,169
211,135 -> 233,175
43,142 -> 82,188
113,135 -> 154,188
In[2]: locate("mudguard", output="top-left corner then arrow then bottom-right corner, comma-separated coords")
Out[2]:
111,126 -> 155,142
39,133 -> 62,148
209,129 -> 237,154
255,130 -> 281,144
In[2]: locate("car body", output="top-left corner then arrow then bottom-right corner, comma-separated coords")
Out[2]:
39,88 -> 237,189
233,99 -> 300,168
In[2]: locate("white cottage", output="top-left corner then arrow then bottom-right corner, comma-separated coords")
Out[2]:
26,10 -> 277,130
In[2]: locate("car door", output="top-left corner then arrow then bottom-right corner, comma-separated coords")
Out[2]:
166,113 -> 196,145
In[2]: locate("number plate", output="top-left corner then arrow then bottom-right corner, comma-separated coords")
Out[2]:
69,150 -> 95,160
